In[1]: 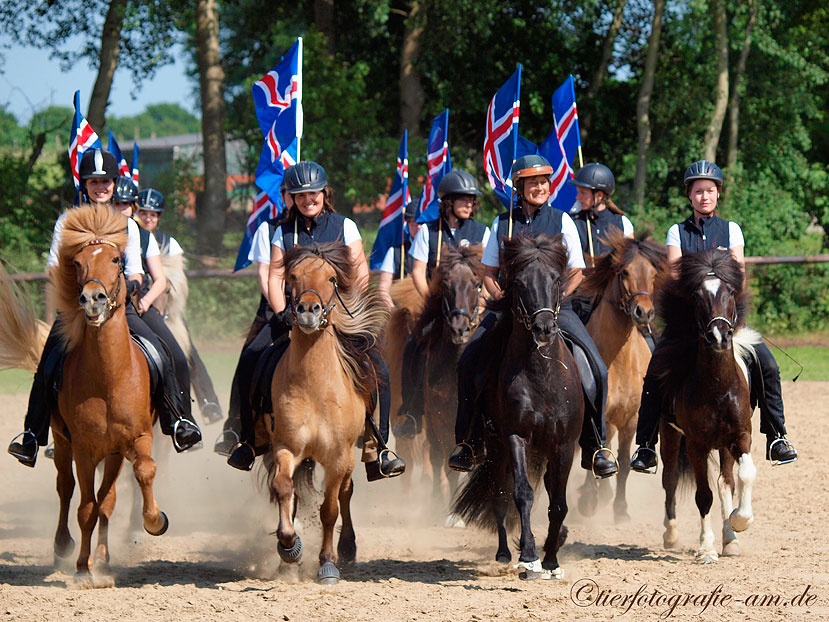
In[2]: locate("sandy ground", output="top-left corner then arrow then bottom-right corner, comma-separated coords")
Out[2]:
1,378 -> 828,621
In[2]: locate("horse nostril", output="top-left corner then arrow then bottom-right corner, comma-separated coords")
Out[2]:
311,303 -> 322,314
95,292 -> 107,302
646,308 -> 654,321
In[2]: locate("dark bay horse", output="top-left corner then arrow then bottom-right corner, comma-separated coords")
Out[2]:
453,234 -> 583,580
574,230 -> 667,521
265,243 -> 388,584
653,249 -> 759,563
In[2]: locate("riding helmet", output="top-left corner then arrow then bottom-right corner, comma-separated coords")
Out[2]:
404,199 -> 419,220
567,162 -> 616,195
284,161 -> 328,194
511,154 -> 554,181
113,176 -> 139,203
437,170 -> 481,198
138,188 -> 165,212
684,160 -> 723,189
79,148 -> 119,180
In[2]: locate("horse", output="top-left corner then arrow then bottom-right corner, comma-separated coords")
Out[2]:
651,249 -> 759,563
415,243 -> 484,506
453,233 -> 583,580
50,204 -> 168,582
0,262 -> 49,373
264,242 -> 388,584
573,230 -> 667,521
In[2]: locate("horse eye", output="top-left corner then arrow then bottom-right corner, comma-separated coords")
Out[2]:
621,269 -> 629,278
112,256 -> 120,264
73,260 -> 81,269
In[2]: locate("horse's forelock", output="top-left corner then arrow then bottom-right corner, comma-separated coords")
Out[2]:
282,243 -> 353,292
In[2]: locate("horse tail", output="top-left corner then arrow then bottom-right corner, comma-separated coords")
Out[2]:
159,254 -> 191,359
259,452 -> 317,505
0,262 -> 50,373
452,453 -> 513,532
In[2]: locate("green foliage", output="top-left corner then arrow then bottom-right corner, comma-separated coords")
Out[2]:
106,103 -> 201,141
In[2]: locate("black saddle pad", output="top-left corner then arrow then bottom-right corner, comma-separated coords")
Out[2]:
251,335 -> 290,416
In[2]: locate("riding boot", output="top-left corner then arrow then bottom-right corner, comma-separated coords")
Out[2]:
393,335 -> 427,439
631,372 -> 661,474
157,365 -> 202,453
364,351 -> 405,481
752,342 -> 797,464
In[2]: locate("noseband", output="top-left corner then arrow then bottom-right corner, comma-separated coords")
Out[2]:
77,238 -> 123,314
290,276 -> 353,331
442,282 -> 483,330
616,272 -> 653,318
513,281 -> 561,332
700,272 -> 737,335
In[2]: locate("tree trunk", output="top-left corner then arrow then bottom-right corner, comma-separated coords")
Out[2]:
195,0 -> 228,254
399,0 -> 425,137
315,0 -> 336,56
726,0 -> 759,169
87,0 -> 127,132
702,0 -> 730,161
632,0 -> 665,207
582,0 -> 627,141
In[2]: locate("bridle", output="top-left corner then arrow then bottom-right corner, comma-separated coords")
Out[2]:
77,238 -> 123,314
289,276 -> 353,331
513,280 -> 561,332
699,272 -> 737,336
616,272 -> 653,319
441,282 -> 483,330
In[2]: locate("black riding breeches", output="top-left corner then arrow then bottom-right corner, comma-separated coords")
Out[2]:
398,321 -> 432,422
454,311 -> 500,444
368,348 -> 392,445
23,317 -> 65,446
188,336 -> 219,408
135,306 -> 191,415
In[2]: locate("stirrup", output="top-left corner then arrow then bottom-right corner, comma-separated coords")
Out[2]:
172,418 -> 202,453
8,430 -> 38,461
378,448 -> 405,478
630,446 -> 658,474
591,447 -> 619,480
769,438 -> 798,466
213,429 -> 240,456
44,442 -> 55,460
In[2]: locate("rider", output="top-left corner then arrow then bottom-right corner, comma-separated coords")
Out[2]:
393,170 -> 490,439
629,160 -> 798,473
376,198 -> 420,308
133,186 -> 223,424
225,161 -> 406,481
446,154 -> 618,479
8,151 -> 201,467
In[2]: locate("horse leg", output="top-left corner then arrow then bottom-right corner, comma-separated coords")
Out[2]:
687,443 -> 717,563
660,424 -> 681,549
336,468 -> 357,565
317,466 -> 347,584
729,432 -> 756,533
613,425 -> 634,523
576,467 -> 599,517
73,457 -> 98,582
53,433 -> 75,561
541,450 -> 572,579
94,454 -> 124,573
718,450 -> 740,556
507,435 -> 537,568
132,435 -> 167,536
492,455 -> 512,564
272,448 -> 302,563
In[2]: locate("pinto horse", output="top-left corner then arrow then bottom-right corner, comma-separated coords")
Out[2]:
574,230 -> 667,521
265,243 -> 388,584
52,205 -> 167,582
652,249 -> 759,563
453,234 -> 583,580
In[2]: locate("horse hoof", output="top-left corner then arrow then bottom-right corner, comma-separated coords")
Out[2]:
696,551 -> 718,564
722,539 -> 741,557
495,552 -> 512,564
614,511 -> 632,525
515,559 -> 562,580
663,533 -> 680,550
577,493 -> 598,517
54,537 -> 75,559
73,572 -> 94,589
317,561 -> 340,585
145,512 -> 169,536
729,510 -> 753,533
277,534 -> 303,564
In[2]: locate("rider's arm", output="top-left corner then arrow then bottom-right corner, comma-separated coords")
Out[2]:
257,261 -> 270,298
268,244 -> 287,313
412,259 -> 429,299
377,271 -> 394,308
483,265 -> 501,299
138,254 -> 168,313
565,268 -> 583,296
348,240 -> 370,292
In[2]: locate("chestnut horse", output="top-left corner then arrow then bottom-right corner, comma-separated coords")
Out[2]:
453,234 -> 583,580
652,249 -> 759,563
52,204 -> 167,582
265,243 -> 387,584
574,231 -> 667,521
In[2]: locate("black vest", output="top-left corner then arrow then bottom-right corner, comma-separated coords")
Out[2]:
138,228 -> 173,273
572,209 -> 624,257
495,203 -> 565,250
280,211 -> 347,252
678,214 -> 730,255
391,237 -> 414,280
425,218 -> 488,269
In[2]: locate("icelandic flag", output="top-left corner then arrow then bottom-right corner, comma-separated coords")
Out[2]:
483,66 -> 521,208
68,90 -> 102,190
415,109 -> 451,224
233,190 -> 282,272
255,127 -> 298,198
369,131 -> 410,270
108,131 -> 131,178
131,142 -> 140,185
539,76 -> 580,213
251,38 -> 303,150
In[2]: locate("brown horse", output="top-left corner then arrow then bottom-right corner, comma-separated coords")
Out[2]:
265,243 -> 388,584
51,204 -> 168,582
652,249 -> 759,563
573,230 -> 667,521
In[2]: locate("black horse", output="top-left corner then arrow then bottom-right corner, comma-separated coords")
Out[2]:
453,233 -> 583,580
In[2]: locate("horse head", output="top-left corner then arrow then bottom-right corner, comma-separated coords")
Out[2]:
433,243 -> 484,345
286,254 -> 341,334
73,240 -> 125,326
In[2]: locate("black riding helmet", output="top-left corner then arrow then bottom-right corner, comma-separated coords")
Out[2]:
79,148 -> 119,180
437,170 -> 481,198
684,160 -> 723,190
284,161 -> 328,194
113,176 -> 139,203
404,199 -> 418,220
138,188 -> 165,212
568,162 -> 615,195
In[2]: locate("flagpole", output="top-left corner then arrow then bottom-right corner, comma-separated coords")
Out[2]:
296,37 -> 303,162
577,145 -> 584,169
507,160 -> 516,240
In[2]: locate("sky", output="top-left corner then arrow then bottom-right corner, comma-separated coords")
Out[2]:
0,39 -> 199,124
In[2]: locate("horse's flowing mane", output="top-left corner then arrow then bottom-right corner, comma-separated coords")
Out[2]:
160,251 -> 191,358
576,229 -> 667,299
281,243 -> 388,402
415,243 -> 484,333
54,204 -> 129,351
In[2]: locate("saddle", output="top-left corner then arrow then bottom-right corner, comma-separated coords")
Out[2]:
560,335 -> 600,415
131,333 -> 163,396
250,333 -> 291,417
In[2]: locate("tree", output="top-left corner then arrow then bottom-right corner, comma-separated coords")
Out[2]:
107,103 -> 201,140
702,0 -> 729,161
726,0 -> 759,170
399,0 -> 426,137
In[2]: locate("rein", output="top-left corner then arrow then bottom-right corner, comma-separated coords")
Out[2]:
77,238 -> 123,314
513,281 -> 562,359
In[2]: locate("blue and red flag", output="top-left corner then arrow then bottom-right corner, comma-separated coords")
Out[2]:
233,190 -> 282,272
68,90 -> 102,190
415,109 -> 451,223
483,66 -> 521,208
539,76 -> 581,213
107,131 -> 131,178
370,131 -> 411,270
131,142 -> 140,185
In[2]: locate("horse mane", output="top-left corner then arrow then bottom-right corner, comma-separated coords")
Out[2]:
576,229 -> 668,299
53,205 -> 129,351
416,243 -> 484,333
281,243 -> 388,402
389,277 -> 424,316
160,252 -> 191,358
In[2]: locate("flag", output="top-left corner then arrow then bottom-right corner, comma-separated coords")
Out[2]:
251,38 -> 303,154
68,90 -> 102,190
233,190 -> 282,272
254,128 -> 298,198
415,109 -> 451,224
539,76 -> 580,213
483,66 -> 521,208
369,131 -> 410,270
131,142 -> 140,185
108,131 -> 130,178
